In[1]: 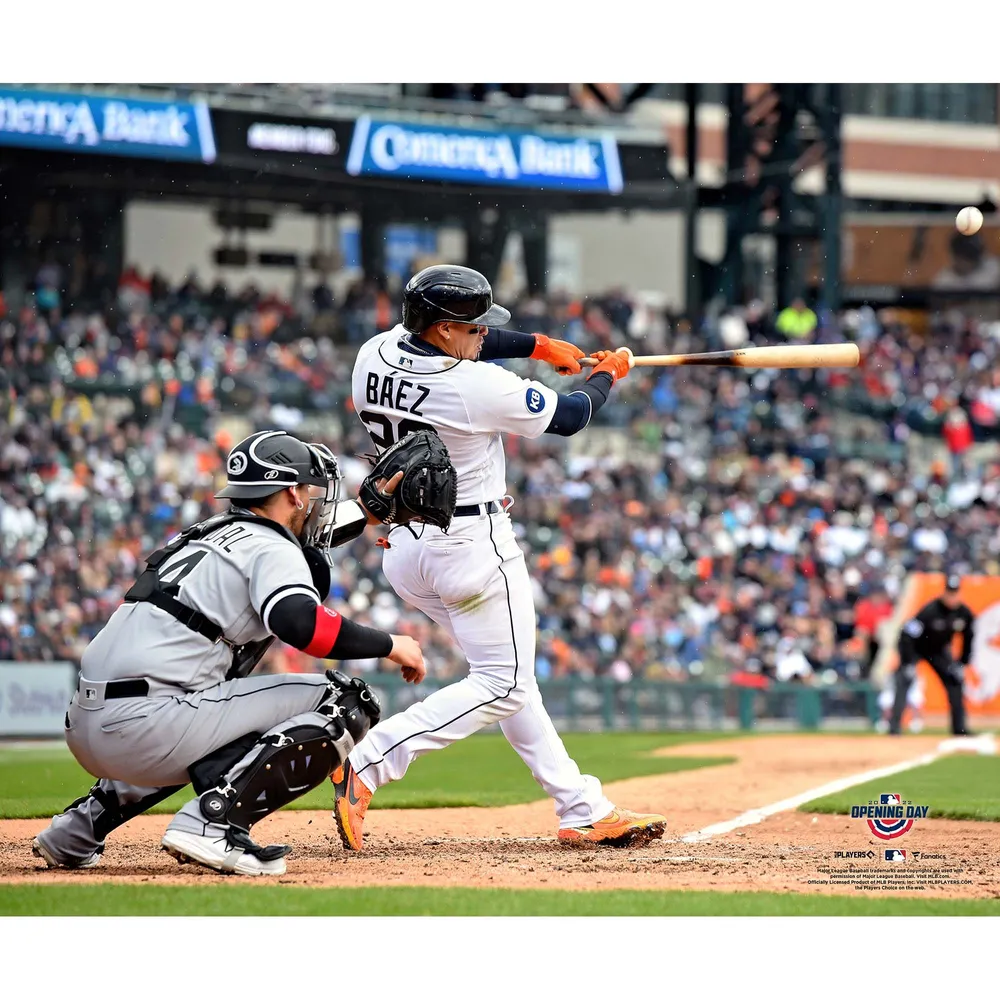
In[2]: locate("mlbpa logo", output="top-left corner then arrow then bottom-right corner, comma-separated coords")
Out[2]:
525,388 -> 545,413
851,792 -> 930,840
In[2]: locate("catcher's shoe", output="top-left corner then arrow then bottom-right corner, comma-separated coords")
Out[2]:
331,759 -> 373,851
32,834 -> 103,870
161,826 -> 291,877
557,807 -> 667,847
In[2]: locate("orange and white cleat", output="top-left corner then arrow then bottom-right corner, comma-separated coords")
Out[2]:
331,759 -> 373,851
557,807 -> 667,847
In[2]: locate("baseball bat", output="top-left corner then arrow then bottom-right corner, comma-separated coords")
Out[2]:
577,343 -> 860,370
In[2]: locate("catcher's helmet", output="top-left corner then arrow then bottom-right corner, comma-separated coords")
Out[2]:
216,430 -> 338,501
402,264 -> 511,334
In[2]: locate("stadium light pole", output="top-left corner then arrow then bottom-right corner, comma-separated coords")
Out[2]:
684,82 -> 701,320
821,83 -> 843,313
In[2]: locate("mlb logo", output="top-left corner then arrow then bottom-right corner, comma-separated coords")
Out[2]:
879,793 -> 901,805
85,688 -> 97,701
885,849 -> 907,862
398,356 -> 414,368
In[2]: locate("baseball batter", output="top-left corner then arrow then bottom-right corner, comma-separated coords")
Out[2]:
334,264 -> 667,849
32,430 -> 433,876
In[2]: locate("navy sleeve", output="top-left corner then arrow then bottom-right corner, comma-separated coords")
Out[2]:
479,329 -> 537,361
545,372 -> 614,436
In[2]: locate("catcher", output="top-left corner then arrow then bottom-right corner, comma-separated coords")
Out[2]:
31,428 -> 457,876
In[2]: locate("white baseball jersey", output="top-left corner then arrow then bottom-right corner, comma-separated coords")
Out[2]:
352,325 -> 560,504
81,519 -> 319,691
345,325 -> 615,829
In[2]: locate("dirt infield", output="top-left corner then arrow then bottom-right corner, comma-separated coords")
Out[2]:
2,734 -> 998,898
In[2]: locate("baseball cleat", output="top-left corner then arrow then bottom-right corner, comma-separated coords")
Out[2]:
160,828 -> 291,877
331,759 -> 373,851
557,808 -> 667,847
32,835 -> 103,870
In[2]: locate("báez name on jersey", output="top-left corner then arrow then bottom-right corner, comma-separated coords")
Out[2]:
365,372 -> 430,415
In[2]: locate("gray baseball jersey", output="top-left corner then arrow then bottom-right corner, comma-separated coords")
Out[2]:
81,518 -> 319,691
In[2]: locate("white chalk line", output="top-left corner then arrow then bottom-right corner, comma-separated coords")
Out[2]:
680,747 -> 944,844
679,733 -> 997,844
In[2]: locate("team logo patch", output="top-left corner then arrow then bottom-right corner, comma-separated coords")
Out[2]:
228,452 -> 248,475
525,388 -> 546,414
851,793 -> 930,840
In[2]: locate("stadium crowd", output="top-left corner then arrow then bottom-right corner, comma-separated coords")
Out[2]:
3,266 -> 1000,690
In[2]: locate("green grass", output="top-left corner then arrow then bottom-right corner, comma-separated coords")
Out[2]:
0,732 -> 734,819
2,883 -> 996,916
801,755 -> 1000,822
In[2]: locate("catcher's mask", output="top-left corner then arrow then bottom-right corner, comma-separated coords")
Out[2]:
299,441 -> 342,560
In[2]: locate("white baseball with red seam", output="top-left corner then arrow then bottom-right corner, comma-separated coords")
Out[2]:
956,206 -> 984,236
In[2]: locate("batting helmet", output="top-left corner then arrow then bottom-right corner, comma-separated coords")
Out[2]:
216,430 -> 338,501
401,264 -> 511,334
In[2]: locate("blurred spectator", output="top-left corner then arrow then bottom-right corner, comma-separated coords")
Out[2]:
853,587 -> 895,679
775,297 -> 818,341
3,271 -> 1000,693
943,406 -> 974,477
932,232 -> 1000,292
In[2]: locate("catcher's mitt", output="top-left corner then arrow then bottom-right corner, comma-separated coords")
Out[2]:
359,429 -> 457,531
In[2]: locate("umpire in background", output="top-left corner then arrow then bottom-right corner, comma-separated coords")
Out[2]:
890,575 -> 975,736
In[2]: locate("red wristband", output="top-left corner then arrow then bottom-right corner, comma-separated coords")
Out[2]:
304,604 -> 343,656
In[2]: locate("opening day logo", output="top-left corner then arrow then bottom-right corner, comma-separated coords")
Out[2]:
851,793 -> 930,839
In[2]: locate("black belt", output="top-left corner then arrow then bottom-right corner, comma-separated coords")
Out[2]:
454,501 -> 500,517
105,679 -> 150,700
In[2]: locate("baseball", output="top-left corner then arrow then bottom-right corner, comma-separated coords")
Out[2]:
956,206 -> 984,236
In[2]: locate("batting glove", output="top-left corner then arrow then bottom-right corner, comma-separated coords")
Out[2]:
530,334 -> 586,375
587,348 -> 635,385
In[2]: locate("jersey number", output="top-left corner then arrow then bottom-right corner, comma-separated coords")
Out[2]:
159,550 -> 207,588
358,410 -> 435,451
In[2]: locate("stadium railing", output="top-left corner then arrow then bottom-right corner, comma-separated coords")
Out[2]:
365,675 -> 880,733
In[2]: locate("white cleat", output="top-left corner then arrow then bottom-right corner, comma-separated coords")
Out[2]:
161,828 -> 289,877
32,835 -> 103,869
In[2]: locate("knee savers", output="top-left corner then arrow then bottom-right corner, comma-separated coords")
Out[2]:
199,716 -> 353,831
191,670 -> 381,832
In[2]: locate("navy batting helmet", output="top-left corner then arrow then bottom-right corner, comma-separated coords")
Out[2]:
401,264 -> 511,334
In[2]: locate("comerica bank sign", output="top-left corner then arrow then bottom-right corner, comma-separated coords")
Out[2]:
0,88 -> 216,163
346,116 -> 623,193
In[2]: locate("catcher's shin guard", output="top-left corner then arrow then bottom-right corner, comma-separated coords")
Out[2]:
194,671 -> 380,833
198,715 -> 353,832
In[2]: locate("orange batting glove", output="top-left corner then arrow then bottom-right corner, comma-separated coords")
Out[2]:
587,348 -> 634,385
530,334 -> 586,375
